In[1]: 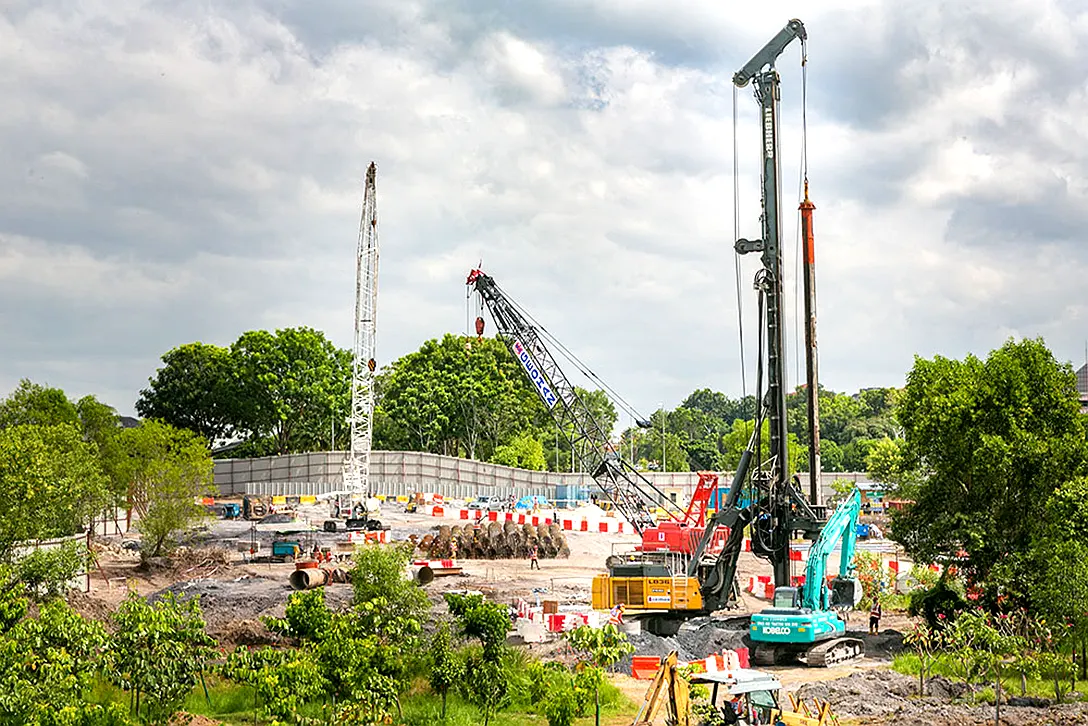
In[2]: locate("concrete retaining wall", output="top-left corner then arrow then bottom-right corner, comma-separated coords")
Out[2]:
215,450 -> 870,505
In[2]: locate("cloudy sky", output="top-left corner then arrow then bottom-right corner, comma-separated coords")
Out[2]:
2,0 -> 1086,421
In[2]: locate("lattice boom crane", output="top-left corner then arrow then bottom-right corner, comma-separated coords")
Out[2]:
466,269 -> 685,534
343,162 -> 380,497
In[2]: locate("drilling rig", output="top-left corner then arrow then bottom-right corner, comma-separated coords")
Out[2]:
326,162 -> 383,531
593,19 -> 839,643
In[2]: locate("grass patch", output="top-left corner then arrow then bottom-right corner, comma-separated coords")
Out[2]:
892,652 -> 1088,703
81,666 -> 638,725
86,674 -> 259,723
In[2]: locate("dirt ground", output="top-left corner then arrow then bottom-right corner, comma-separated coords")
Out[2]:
74,503 -> 1078,725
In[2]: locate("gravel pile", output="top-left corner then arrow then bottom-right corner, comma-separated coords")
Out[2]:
618,617 -> 751,674
149,575 -> 353,632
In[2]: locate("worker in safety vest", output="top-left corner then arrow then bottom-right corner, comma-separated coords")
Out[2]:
529,543 -> 540,570
608,603 -> 625,625
869,597 -> 882,634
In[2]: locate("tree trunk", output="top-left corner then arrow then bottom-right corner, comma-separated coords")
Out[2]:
596,685 -> 601,726
995,669 -> 1001,726
441,692 -> 447,719
1020,672 -> 1026,697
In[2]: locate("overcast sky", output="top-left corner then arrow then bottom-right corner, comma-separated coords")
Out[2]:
2,0 -> 1086,420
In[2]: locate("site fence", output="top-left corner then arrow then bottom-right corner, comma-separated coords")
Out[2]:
215,451 -> 870,505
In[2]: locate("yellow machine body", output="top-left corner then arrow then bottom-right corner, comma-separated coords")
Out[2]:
592,574 -> 704,613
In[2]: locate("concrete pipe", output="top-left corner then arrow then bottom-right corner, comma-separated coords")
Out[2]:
411,565 -> 435,585
289,567 -> 331,591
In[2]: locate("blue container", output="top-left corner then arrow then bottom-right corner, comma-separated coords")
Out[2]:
555,485 -> 589,508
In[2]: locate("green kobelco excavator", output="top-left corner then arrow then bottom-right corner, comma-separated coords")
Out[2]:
748,488 -> 864,666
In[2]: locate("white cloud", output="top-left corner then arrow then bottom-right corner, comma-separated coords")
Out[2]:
0,0 -> 1086,420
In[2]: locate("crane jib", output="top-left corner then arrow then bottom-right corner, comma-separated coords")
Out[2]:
511,340 -> 559,408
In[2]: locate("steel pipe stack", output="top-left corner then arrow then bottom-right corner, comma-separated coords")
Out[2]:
421,521 -> 569,560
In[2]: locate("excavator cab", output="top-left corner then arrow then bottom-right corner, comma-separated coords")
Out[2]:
771,586 -> 803,610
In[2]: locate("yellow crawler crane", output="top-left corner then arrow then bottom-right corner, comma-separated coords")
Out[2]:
592,564 -> 704,636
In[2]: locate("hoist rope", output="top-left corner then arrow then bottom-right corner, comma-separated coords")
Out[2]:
732,84 -> 748,408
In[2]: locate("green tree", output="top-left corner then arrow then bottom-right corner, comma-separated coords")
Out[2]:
231,327 -> 351,454
491,432 -> 547,470
828,478 -> 855,505
718,418 -> 807,476
1029,476 -> 1088,679
820,439 -> 845,471
0,379 -> 79,429
352,543 -> 430,644
892,339 -> 1087,595
428,623 -> 463,718
108,591 -> 216,723
540,386 -> 617,473
136,342 -> 240,444
114,421 -> 215,560
378,334 -> 538,460
0,567 -> 28,633
680,389 -> 755,425
76,394 -> 122,448
461,655 -> 509,726
255,584 -> 405,723
445,592 -> 510,662
840,437 -> 878,472
219,645 -> 328,723
0,423 -> 108,558
0,599 -> 134,725
903,622 -> 946,696
310,614 -> 403,720
564,624 -> 635,726
263,587 -> 332,642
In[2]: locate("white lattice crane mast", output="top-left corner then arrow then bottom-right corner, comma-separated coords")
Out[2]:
342,162 -> 379,498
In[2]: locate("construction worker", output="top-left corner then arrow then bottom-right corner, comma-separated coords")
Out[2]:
869,597 -> 882,634
529,543 -> 540,570
719,696 -> 741,725
608,603 -> 625,625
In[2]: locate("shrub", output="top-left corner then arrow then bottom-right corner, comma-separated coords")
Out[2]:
263,587 -> 331,642
14,540 -> 87,600
908,579 -> 968,628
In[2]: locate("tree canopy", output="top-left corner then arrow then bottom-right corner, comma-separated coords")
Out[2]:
0,380 -> 214,564
135,326 -> 917,476
890,338 -> 1088,602
138,327 -> 350,455
0,423 -> 109,555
